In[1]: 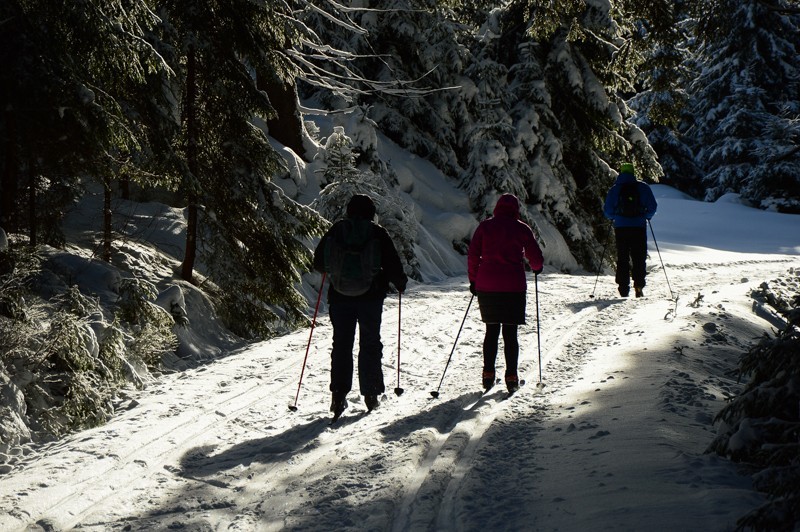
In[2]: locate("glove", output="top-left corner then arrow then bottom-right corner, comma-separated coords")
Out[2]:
469,282 -> 477,295
533,267 -> 543,275
395,280 -> 407,294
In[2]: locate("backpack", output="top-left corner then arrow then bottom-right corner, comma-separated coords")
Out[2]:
323,219 -> 382,296
616,182 -> 643,217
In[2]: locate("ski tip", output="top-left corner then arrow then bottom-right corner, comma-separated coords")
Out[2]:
429,391 -> 440,399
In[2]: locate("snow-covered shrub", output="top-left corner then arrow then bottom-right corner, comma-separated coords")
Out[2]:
709,270 -> 800,530
0,245 -> 40,323
0,248 -> 182,447
115,278 -> 177,367
35,308 -> 112,436
0,246 -> 45,452
0,286 -> 110,437
0,369 -> 31,460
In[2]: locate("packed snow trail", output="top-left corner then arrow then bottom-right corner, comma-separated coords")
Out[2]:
2,257 -> 796,531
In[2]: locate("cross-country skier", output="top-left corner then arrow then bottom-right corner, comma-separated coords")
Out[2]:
313,194 -> 407,420
603,162 -> 658,298
468,193 -> 544,393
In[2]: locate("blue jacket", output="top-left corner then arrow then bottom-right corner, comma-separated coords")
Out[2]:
603,172 -> 657,228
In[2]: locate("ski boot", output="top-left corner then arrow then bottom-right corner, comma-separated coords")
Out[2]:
505,374 -> 520,394
482,370 -> 496,391
330,392 -> 348,421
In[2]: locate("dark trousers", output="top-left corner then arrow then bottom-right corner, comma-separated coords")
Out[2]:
614,226 -> 647,288
483,323 -> 519,377
329,298 -> 385,396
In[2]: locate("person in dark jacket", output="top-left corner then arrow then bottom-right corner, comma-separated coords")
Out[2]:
467,194 -> 544,393
314,194 -> 408,418
603,163 -> 658,298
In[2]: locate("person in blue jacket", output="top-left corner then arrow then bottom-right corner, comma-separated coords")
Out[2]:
603,163 -> 658,298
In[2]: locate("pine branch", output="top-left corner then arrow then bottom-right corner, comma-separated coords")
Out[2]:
756,0 -> 800,15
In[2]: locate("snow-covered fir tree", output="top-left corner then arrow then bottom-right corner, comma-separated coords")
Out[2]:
318,126 -> 362,189
459,10 -> 526,209
300,0 -> 665,270
685,0 -> 800,212
478,0 -> 662,268
709,276 -> 800,530
156,0 -> 326,337
311,118 -> 419,278
627,0 -> 704,197
0,0 -> 175,246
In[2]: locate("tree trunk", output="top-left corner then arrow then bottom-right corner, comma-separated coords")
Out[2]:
27,168 -> 36,247
120,173 -> 130,200
2,107 -> 18,232
259,72 -> 306,159
103,177 -> 112,262
181,45 -> 199,283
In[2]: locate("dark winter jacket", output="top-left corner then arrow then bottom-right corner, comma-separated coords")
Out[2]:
313,218 -> 408,302
603,172 -> 658,228
468,194 -> 544,293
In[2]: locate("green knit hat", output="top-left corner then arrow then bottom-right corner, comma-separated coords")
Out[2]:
619,162 -> 635,174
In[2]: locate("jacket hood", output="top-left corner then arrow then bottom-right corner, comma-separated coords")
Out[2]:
493,194 -> 520,219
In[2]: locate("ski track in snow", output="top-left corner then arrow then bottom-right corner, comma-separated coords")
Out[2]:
1,257 -> 796,531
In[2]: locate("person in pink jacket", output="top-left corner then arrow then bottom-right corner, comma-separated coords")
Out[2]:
468,194 -> 544,393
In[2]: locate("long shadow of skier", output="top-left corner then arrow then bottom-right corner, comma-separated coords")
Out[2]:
378,390 -> 505,442
175,391 -> 498,478
175,415 -> 346,477
565,297 -> 627,314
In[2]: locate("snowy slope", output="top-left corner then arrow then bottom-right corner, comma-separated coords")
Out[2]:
1,186 -> 799,531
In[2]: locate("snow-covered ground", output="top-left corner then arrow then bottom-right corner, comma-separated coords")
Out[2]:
1,183 -> 799,531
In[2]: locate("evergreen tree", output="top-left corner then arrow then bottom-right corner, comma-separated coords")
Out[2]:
523,0 -> 662,177
460,11 -> 525,210
155,1 -> 326,338
312,120 -> 419,278
709,278 -> 800,530
627,0 -> 704,197
0,0 -> 174,246
485,0 -> 663,268
299,0 -> 669,270
319,127 -> 362,189
686,0 -> 800,212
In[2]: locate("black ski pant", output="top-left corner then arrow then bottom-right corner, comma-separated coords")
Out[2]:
614,226 -> 647,289
483,323 -> 519,378
329,298 -> 385,397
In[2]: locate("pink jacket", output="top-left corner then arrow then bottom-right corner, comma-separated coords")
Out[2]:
468,194 -> 544,293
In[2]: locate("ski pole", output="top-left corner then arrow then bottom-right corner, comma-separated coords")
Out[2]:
394,291 -> 404,396
289,273 -> 326,412
647,219 -> 675,300
535,273 -> 545,389
430,293 -> 474,398
589,224 -> 611,299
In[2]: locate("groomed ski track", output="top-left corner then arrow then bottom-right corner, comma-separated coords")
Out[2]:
1,258 -> 794,531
